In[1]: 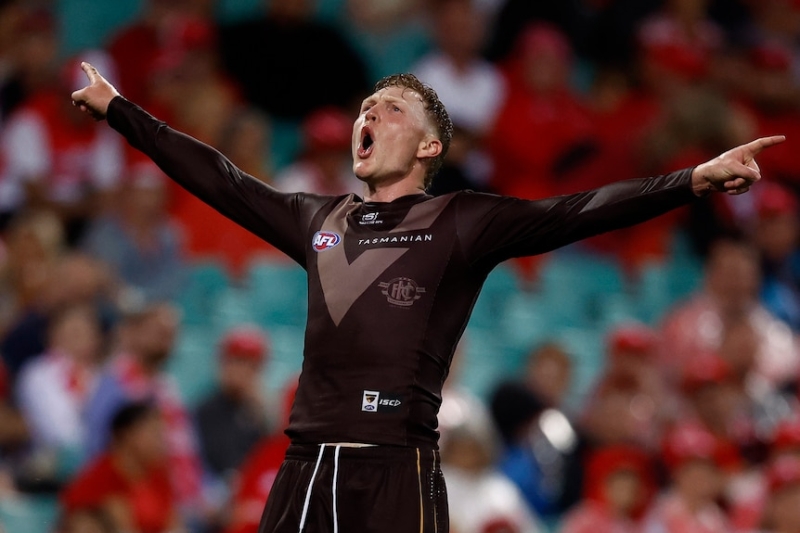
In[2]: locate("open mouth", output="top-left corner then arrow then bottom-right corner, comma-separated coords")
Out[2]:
357,127 -> 375,159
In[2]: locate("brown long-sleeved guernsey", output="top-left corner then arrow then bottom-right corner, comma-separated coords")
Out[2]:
107,96 -> 697,449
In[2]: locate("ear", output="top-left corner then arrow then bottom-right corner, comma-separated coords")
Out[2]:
416,136 -> 443,161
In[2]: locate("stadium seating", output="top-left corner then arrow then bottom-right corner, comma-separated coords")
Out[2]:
0,494 -> 59,533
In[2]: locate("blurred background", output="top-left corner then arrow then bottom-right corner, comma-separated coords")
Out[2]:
0,0 -> 799,532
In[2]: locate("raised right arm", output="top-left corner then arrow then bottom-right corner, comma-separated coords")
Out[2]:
72,62 -> 313,265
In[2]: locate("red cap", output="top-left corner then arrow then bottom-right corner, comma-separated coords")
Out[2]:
585,445 -> 653,503
756,182 -> 798,219
607,323 -> 658,358
772,417 -> 800,452
662,423 -> 723,471
681,352 -> 731,392
302,107 -> 352,152
767,456 -> 800,494
220,325 -> 269,364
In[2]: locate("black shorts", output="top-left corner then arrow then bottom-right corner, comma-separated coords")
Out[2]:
258,444 -> 449,533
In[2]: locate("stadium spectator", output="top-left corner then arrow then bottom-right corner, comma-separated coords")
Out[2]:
524,342 -> 573,411
106,0 -> 207,107
196,325 -> 270,480
216,108 -> 272,185
167,107 -> 274,276
218,0 -> 368,120
582,372 -> 658,451
81,160 -> 187,303
442,399 -> 542,533
341,0 -> 431,82
0,209 -> 64,338
661,238 -> 799,391
61,401 -> 184,533
487,23 -> 594,200
412,0 -> 501,194
15,304 -> 103,479
490,380 -> 581,518
643,423 -> 732,533
525,342 -> 586,511
636,0 -> 725,97
413,0 -> 505,143
582,324 -> 673,450
728,416 -> 800,532
83,302 -> 204,518
559,445 -> 654,533
641,88 -> 755,257
759,456 -> 800,533
223,381 -> 296,533
0,50 -> 123,244
274,107 -> 362,196
676,350 -> 763,464
750,182 -> 800,331
146,17 -> 240,147
1,252 -> 111,381
736,40 -> 800,189
0,6 -> 59,130
484,0 -> 584,63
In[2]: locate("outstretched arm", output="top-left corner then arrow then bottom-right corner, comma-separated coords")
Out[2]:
460,137 -> 786,266
71,62 -> 313,265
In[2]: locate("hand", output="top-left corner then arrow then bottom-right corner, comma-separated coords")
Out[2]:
691,135 -> 786,196
70,62 -> 120,121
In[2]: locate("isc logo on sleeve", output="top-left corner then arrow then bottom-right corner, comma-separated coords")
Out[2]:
312,231 -> 341,251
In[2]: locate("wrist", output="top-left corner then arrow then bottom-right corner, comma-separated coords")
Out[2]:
691,164 -> 713,197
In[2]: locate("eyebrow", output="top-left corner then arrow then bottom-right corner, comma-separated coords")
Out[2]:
360,94 -> 410,107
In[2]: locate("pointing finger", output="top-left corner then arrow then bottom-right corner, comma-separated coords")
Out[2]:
81,62 -> 99,84
742,135 -> 786,157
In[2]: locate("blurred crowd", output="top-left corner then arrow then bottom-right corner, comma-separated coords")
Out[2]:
0,0 -> 799,532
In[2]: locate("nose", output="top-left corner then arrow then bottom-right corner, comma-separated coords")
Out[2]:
365,107 -> 378,122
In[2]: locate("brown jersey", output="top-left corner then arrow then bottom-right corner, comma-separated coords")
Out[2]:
107,97 -> 697,449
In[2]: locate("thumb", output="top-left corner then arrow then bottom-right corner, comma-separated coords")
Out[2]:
71,87 -> 87,103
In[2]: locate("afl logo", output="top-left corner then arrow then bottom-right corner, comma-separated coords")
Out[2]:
312,231 -> 341,251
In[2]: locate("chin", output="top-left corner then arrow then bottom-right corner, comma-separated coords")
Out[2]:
353,164 -> 375,183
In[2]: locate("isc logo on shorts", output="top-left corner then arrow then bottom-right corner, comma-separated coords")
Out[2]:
312,231 -> 341,251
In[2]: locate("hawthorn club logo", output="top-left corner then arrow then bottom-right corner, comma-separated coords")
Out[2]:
378,278 -> 426,307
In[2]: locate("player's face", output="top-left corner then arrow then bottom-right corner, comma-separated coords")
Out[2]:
352,86 -> 438,186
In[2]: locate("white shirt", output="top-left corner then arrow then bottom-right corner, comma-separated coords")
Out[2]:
16,350 -> 97,450
413,53 -> 506,135
444,466 -> 543,533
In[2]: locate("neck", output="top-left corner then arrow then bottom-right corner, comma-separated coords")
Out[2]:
362,176 -> 426,203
